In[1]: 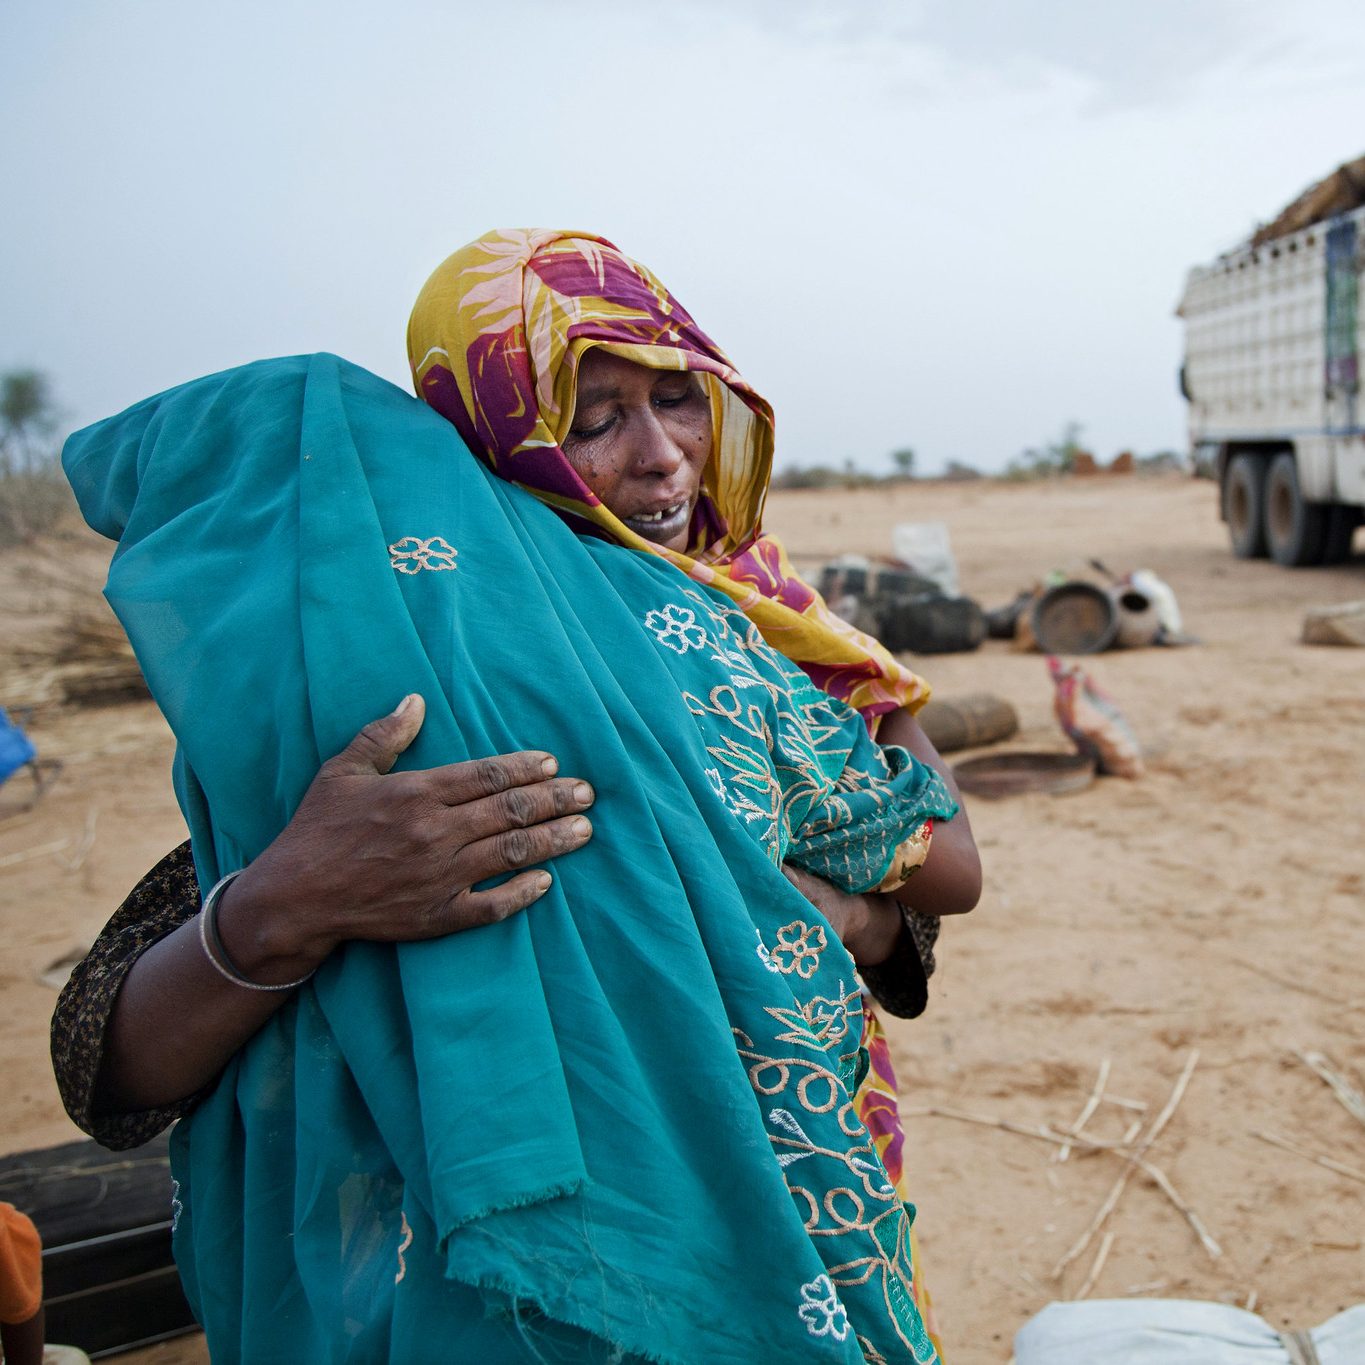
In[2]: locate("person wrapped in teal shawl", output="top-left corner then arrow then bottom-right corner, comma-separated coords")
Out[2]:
63,353 -> 953,1363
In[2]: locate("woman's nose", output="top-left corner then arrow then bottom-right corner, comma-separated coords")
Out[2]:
631,410 -> 688,476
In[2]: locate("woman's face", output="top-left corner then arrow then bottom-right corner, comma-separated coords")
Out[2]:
561,349 -> 711,551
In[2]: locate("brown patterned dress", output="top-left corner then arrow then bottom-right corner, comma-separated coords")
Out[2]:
49,843 -> 206,1150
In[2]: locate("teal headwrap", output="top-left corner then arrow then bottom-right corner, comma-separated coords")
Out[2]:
64,355 -> 950,1363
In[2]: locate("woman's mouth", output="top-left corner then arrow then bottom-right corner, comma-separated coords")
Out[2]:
622,500 -> 691,545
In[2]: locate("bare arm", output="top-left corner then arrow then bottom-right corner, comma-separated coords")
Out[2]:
92,694 -> 594,1116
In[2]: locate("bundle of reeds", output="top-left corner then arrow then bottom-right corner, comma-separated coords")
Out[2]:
1252,153 -> 1365,246
54,610 -> 149,707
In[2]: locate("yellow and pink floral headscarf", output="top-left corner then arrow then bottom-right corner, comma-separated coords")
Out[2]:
407,228 -> 929,722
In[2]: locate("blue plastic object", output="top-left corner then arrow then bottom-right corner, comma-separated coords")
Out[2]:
0,708 -> 37,785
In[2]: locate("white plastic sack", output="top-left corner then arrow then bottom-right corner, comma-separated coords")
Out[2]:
1015,1299 -> 1365,1365
1129,568 -> 1183,636
891,522 -> 959,597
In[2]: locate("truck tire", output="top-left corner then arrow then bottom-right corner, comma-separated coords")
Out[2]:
1321,505 -> 1359,565
1265,451 -> 1328,566
1224,454 -> 1267,558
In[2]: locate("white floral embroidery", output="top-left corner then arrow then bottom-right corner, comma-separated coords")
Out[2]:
768,1108 -> 815,1168
706,763 -> 766,828
754,926 -> 781,973
798,1274 -> 850,1341
170,1179 -> 183,1233
394,1210 -> 413,1285
389,536 -> 458,574
643,603 -> 708,654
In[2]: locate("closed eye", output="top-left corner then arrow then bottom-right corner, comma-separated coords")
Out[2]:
653,379 -> 702,410
569,413 -> 616,441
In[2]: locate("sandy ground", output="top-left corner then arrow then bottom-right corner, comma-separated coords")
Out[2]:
2,473 -> 1363,1363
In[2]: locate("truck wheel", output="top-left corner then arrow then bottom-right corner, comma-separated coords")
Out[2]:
1265,451 -> 1328,566
1321,505 -> 1359,565
1224,454 -> 1267,558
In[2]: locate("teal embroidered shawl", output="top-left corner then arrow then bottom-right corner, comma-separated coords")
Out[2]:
64,355 -> 950,1364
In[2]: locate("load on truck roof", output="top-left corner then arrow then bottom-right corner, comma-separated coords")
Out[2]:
1251,154 -> 1365,248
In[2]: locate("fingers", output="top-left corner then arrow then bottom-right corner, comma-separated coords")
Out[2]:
426,750 -> 564,805
438,871 -> 555,932
328,694 -> 428,776
451,813 -> 593,887
434,777 -> 594,847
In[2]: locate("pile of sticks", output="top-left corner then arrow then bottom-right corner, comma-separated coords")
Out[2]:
2,609 -> 148,713
53,611 -> 149,707
907,1045 -> 1365,1303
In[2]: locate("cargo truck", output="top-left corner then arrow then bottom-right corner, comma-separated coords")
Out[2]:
1177,159 -> 1365,565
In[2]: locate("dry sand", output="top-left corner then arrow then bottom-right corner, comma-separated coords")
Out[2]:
2,473 -> 1362,1363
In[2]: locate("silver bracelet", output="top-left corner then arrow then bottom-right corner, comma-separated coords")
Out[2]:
197,869 -> 315,992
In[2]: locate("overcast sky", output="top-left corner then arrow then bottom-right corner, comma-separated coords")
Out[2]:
3,0 -> 1363,473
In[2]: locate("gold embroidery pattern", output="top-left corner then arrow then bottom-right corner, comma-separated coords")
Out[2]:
766,989 -> 851,1051
637,579 -> 941,1352
389,536 -> 458,574
394,1210 -> 413,1285
769,919 -> 828,979
666,587 -> 856,863
734,971 -> 937,1361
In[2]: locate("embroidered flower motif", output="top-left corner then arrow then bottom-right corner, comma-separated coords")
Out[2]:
765,985 -> 854,1050
803,994 -> 848,1046
798,1274 -> 849,1341
389,536 -> 458,574
769,920 -> 828,978
705,767 -> 727,800
395,1210 -> 413,1285
643,603 -> 707,654
170,1179 -> 183,1234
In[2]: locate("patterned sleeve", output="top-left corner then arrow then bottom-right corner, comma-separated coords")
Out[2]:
859,909 -> 941,1020
50,841 -> 205,1150
779,677 -> 958,898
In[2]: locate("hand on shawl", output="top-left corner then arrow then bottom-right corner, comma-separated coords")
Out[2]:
218,694 -> 595,982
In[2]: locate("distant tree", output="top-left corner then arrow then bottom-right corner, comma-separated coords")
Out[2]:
942,458 -> 982,482
1008,421 -> 1086,479
1055,422 -> 1086,473
0,369 -> 61,475
0,368 -> 72,545
1135,449 -> 1188,475
772,464 -> 843,490
890,447 -> 916,480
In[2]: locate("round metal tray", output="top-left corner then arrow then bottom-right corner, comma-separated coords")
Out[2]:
952,750 -> 1097,798
1031,582 -> 1118,655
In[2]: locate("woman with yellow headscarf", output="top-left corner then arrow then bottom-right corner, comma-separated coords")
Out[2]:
408,229 -> 982,1352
